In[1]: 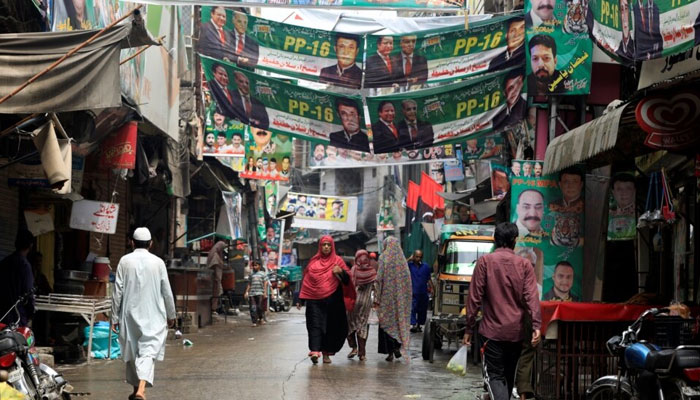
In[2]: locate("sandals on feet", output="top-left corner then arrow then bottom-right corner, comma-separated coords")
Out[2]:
385,353 -> 394,362
323,355 -> 332,364
310,353 -> 319,364
347,348 -> 358,359
359,355 -> 367,361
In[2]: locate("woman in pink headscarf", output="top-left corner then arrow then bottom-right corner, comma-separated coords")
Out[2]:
298,236 -> 356,364
346,249 -> 376,361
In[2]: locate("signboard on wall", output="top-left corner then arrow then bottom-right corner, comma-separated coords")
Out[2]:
69,200 -> 120,234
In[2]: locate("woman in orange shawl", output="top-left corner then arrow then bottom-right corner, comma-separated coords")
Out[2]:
298,236 -> 356,364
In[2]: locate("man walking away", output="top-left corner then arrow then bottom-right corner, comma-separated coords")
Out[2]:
407,250 -> 431,333
464,222 -> 541,400
0,229 -> 35,326
112,227 -> 176,400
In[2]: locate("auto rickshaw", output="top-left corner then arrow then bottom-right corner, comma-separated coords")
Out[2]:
422,224 -> 494,363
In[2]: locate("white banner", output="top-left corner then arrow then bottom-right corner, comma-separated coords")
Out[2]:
639,44 -> 700,89
69,200 -> 120,234
282,192 -> 358,232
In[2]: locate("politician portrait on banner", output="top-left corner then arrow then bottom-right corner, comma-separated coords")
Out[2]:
199,8 -> 365,88
510,161 -> 584,301
525,0 -> 593,95
364,15 -> 526,88
201,56 -> 369,153
239,126 -> 293,182
366,66 -> 527,153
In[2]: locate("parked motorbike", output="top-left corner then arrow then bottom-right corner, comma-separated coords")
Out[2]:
587,308 -> 700,400
268,272 -> 292,313
0,291 -> 72,400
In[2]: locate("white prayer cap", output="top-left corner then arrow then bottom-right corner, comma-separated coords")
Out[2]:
133,227 -> 152,241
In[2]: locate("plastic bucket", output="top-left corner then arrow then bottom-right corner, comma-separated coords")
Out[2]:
93,257 -> 111,282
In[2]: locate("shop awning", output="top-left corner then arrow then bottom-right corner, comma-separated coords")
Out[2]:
543,104 -> 628,175
0,16 -> 157,114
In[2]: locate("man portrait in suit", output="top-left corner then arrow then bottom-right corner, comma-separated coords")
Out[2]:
527,35 -> 566,95
616,0 -> 635,60
198,7 -> 236,62
231,71 -> 269,129
397,99 -> 434,150
329,98 -> 370,152
365,36 -> 401,88
492,69 -> 527,131
632,0 -> 661,60
395,35 -> 428,85
231,11 -> 259,69
371,101 -> 408,154
319,34 -> 363,89
489,18 -> 525,72
526,0 -> 555,27
208,63 -> 239,121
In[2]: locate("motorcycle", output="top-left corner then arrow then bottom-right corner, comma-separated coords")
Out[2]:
0,291 -> 72,400
268,271 -> 292,313
587,308 -> 700,400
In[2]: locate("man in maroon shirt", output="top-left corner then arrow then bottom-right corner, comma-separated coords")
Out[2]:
463,222 -> 541,400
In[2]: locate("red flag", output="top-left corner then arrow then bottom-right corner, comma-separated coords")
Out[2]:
407,180 -> 419,211
419,171 -> 444,210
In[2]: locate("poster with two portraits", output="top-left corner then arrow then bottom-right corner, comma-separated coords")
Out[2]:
525,0 -> 593,95
509,161 -> 584,302
589,0 -> 700,65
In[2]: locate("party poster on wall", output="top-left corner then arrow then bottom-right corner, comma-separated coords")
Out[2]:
239,127 -> 293,182
524,0 -> 593,95
607,172 -> 637,240
510,161 -> 584,301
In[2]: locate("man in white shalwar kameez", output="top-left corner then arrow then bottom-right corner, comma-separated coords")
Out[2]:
111,227 -> 176,400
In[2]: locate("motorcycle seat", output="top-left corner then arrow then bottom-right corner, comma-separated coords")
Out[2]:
673,349 -> 700,369
0,330 -> 23,353
645,349 -> 675,372
645,348 -> 700,372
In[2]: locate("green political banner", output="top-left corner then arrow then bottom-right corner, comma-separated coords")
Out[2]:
524,0 -> 593,95
240,126 -> 293,182
201,55 -> 369,153
364,14 -> 525,88
607,172 -> 637,240
126,0 -> 465,10
463,134 -> 504,160
510,161 -> 584,301
590,0 -> 700,63
199,8 -> 365,88
202,111 -> 247,157
366,66 -> 526,153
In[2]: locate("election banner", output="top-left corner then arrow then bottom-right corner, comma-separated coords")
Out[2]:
308,142 -> 456,168
281,193 -> 358,232
239,126 -> 293,182
201,55 -> 369,153
202,110 -> 247,157
607,172 -> 637,240
366,67 -> 526,153
137,0 -> 465,11
524,0 -> 593,95
265,181 -> 279,217
510,162 -> 584,301
364,15 -> 525,88
444,148 -> 465,182
199,8 -> 365,89
219,191 -> 243,240
590,0 -> 700,64
463,134 -> 504,160
490,162 -> 509,199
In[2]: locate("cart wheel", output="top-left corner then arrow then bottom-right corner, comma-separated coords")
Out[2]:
422,321 -> 435,361
434,331 -> 443,350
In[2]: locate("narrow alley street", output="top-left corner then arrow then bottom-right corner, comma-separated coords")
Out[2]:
58,310 -> 482,400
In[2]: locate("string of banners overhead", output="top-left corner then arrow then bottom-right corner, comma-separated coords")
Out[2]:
127,0 -> 466,10
202,54 -> 526,153
199,8 -> 526,89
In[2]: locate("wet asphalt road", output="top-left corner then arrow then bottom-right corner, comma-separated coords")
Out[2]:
59,309 -> 482,400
